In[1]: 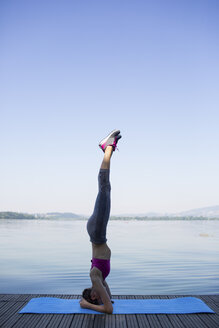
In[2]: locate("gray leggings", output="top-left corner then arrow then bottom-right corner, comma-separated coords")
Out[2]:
87,169 -> 111,244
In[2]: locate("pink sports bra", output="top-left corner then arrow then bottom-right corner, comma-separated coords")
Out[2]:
91,258 -> 110,280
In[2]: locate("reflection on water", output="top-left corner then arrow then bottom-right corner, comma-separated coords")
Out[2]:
0,219 -> 219,295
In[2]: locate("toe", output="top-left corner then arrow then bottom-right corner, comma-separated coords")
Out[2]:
114,130 -> 120,135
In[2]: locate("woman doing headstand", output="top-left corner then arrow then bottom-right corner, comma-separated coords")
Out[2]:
80,129 -> 122,314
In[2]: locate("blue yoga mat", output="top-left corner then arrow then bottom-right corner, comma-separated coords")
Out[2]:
19,297 -> 214,314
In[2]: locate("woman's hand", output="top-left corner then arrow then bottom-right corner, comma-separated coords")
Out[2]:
80,297 -> 89,309
79,296 -> 113,314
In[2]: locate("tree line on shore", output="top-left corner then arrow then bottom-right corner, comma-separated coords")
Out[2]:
0,212 -> 218,220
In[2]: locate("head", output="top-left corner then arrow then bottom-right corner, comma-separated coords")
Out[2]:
82,287 -> 101,305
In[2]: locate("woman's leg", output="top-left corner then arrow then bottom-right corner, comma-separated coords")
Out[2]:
87,146 -> 113,244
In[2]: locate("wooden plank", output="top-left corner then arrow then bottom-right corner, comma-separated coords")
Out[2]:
200,295 -> 219,313
6,294 -> 54,328
105,296 -> 119,328
93,314 -> 106,328
0,294 -> 34,302
197,313 -> 219,328
124,295 -> 139,328
0,301 -> 8,310
0,295 -> 6,301
135,314 -> 150,328
167,295 -> 199,328
163,296 -> 186,328
113,295 -> 127,328
164,296 -> 187,328
142,301 -> 163,328
134,296 -> 153,328
69,314 -> 85,328
106,311 -> 116,328
22,314 -> 45,328
44,294 -> 77,328
208,295 -> 219,303
31,294 -> 74,328
133,295 -> 158,328
16,294 -> 35,302
81,314 -> 95,328
0,294 -> 16,301
199,298 -> 219,313
44,312 -> 65,327
197,295 -> 219,327
33,314 -> 55,328
167,295 -> 212,328
0,300 -> 24,318
181,314 -> 215,328
113,295 -> 126,328
194,295 -> 219,327
156,295 -> 175,328
0,301 -> 26,328
0,301 -> 13,315
7,294 -> 49,328
197,304 -> 219,327
30,294 -> 62,328
203,314 -> 219,327
199,295 -> 216,305
0,294 -> 219,328
200,295 -> 219,303
55,295 -> 79,328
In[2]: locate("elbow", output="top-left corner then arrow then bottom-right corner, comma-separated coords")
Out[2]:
106,309 -> 113,314
106,305 -> 113,314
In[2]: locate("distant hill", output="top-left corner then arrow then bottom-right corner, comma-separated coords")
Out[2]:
1,206 -> 219,220
173,205 -> 219,218
0,212 -> 84,220
114,205 -> 219,219
0,212 -> 38,220
43,212 -> 83,219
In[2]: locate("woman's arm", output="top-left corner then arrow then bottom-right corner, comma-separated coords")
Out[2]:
102,280 -> 113,301
80,297 -> 113,314
86,272 -> 113,313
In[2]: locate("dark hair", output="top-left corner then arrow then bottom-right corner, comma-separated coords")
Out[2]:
82,288 -> 99,305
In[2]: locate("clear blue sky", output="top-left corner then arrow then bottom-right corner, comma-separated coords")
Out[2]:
1,0 -> 219,215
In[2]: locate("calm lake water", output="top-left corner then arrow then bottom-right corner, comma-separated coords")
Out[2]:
0,219 -> 219,295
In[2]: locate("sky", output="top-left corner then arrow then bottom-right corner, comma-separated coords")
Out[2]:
1,0 -> 219,216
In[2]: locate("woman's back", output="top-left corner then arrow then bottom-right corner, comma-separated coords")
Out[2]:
92,243 -> 111,260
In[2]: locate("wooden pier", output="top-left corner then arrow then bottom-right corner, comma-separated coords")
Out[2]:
0,294 -> 218,328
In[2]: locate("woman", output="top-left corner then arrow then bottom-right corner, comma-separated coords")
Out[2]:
80,129 -> 122,314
